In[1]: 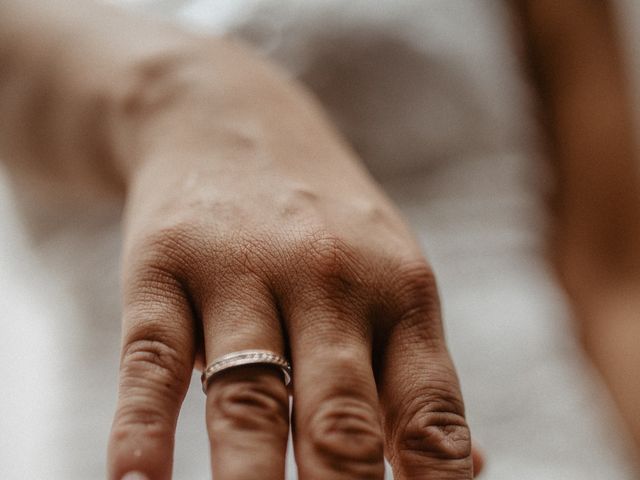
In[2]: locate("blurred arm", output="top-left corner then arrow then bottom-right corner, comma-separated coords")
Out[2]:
0,0 -> 298,195
0,0 -> 187,191
514,0 -> 640,452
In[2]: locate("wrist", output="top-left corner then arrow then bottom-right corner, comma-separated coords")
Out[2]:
117,41 -> 350,191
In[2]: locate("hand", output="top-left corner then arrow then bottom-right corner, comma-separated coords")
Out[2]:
0,1 -> 479,476
106,39 -> 479,480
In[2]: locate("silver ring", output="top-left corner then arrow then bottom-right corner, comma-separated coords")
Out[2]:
201,349 -> 292,393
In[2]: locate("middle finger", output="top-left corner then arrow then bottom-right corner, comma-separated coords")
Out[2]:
286,297 -> 386,479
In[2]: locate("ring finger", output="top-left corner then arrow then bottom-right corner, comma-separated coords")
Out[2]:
201,276 -> 290,480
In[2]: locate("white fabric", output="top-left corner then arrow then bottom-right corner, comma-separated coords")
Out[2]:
1,1 -> 639,478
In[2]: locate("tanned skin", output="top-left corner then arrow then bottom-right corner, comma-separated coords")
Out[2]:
1,1 -> 481,479
1,0 -> 639,478
514,0 -> 640,454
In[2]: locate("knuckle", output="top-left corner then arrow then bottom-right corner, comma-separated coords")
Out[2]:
120,336 -> 190,395
292,231 -> 363,290
390,259 -> 440,321
207,374 -> 289,436
125,261 -> 187,308
394,390 -> 471,464
394,259 -> 438,303
307,396 -> 385,478
125,220 -> 223,300
111,403 -> 175,443
127,221 -> 206,277
305,233 -> 353,271
112,338 -> 189,444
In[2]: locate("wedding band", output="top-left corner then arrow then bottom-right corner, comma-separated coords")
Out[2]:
201,349 -> 292,393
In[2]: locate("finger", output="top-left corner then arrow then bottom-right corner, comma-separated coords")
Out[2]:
108,268 -> 196,480
287,301 -> 386,480
202,278 -> 290,480
380,267 -> 473,479
472,446 -> 484,477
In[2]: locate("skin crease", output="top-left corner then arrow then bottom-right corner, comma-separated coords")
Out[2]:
0,0 -> 638,479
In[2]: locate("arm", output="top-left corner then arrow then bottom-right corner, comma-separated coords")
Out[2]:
0,0 -> 326,194
514,0 -> 640,452
1,2 -> 478,479
0,0 -> 186,192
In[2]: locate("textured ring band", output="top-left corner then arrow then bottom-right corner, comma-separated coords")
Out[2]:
201,349 -> 292,393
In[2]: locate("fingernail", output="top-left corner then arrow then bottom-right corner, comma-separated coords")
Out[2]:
121,472 -> 149,480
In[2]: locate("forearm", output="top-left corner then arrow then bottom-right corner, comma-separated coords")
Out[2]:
514,0 -> 640,450
514,0 -> 640,287
582,290 -> 640,449
0,0 -> 177,190
0,0 -> 346,196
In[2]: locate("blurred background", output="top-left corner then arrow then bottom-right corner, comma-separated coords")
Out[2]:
1,1 -> 640,478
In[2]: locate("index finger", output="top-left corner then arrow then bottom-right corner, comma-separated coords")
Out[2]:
108,266 -> 196,480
